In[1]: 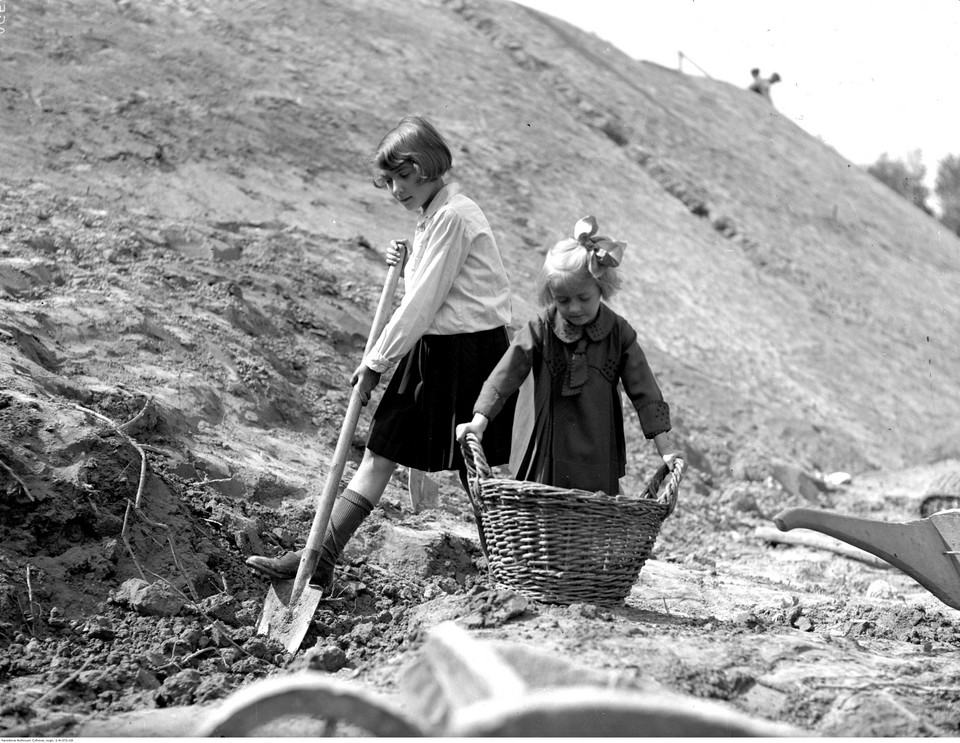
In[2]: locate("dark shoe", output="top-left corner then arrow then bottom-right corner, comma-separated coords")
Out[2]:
245,551 -> 301,580
246,551 -> 334,590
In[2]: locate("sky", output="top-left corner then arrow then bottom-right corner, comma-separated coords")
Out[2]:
511,0 -> 959,196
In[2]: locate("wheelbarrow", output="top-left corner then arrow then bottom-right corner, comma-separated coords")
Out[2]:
774,507 -> 960,610
194,621 -> 802,737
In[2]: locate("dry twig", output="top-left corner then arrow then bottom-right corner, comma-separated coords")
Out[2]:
817,680 -> 960,694
25,566 -> 39,636
142,568 -> 276,667
74,400 -> 149,507
77,399 -> 200,602
117,398 -> 150,432
72,396 -> 272,665
121,501 -> 147,581
157,646 -> 216,672
132,501 -> 200,603
32,657 -> 96,707
0,458 -> 35,501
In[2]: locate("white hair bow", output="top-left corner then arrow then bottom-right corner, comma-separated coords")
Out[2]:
574,216 -> 625,279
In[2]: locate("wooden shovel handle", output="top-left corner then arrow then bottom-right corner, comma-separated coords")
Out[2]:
289,243 -> 407,602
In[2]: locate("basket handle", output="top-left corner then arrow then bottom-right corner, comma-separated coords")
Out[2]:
460,432 -> 493,481
642,458 -> 686,519
459,433 -> 491,557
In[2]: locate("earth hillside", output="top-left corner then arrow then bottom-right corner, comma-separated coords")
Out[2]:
1,0 -> 960,736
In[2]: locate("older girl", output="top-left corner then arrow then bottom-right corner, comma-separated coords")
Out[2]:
247,116 -> 516,590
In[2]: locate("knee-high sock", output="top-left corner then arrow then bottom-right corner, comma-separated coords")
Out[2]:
316,489 -> 374,577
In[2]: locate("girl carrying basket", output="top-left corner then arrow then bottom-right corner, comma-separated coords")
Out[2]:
247,116 -> 516,590
457,216 -> 683,494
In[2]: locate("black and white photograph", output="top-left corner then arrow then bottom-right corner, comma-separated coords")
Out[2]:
1,0 -> 959,737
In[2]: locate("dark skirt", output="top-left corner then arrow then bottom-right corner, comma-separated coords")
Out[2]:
366,326 -> 516,472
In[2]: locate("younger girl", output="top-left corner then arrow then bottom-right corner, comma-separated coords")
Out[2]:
247,115 -> 516,590
457,216 -> 683,494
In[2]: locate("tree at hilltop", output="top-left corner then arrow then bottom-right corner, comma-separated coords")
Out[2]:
935,153 -> 960,236
867,150 -> 932,215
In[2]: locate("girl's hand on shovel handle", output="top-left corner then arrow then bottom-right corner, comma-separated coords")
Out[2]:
351,363 -> 382,406
386,239 -> 409,268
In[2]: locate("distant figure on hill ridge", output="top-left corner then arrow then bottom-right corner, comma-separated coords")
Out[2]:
748,68 -> 781,103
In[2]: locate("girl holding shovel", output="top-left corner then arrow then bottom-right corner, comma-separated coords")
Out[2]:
247,115 -> 516,592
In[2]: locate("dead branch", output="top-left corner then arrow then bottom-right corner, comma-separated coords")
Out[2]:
73,401 -> 148,507
0,458 -> 35,501
117,397 -> 151,432
76,397 -> 201,604
32,657 -> 95,707
25,566 -> 39,636
166,532 -> 201,604
142,568 -> 276,667
126,498 -> 200,603
68,398 -> 272,667
157,646 -> 216,672
121,501 -> 147,581
15,594 -> 35,638
817,680 -> 960,694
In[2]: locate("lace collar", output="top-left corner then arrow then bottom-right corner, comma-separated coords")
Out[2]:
547,302 -> 616,344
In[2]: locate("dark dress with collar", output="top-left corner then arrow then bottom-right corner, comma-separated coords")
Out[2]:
474,303 -> 671,494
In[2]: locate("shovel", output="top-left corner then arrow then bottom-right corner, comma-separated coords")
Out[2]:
256,242 -> 406,653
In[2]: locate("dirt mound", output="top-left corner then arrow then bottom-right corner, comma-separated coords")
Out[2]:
3,0 -> 960,737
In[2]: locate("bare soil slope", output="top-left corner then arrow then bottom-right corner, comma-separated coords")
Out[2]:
2,0 -> 960,737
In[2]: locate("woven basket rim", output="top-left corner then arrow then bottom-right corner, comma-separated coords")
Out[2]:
458,433 -> 687,604
474,477 -> 672,504
461,432 -> 684,511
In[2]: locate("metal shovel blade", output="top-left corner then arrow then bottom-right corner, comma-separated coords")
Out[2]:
257,578 -> 324,655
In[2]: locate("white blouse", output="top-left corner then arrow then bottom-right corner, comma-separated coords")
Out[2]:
363,183 -> 512,373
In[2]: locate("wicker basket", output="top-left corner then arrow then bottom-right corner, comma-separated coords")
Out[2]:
919,469 -> 960,517
461,433 -> 686,605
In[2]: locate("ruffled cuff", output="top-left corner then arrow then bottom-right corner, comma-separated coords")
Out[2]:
637,400 -> 671,439
362,352 -> 394,375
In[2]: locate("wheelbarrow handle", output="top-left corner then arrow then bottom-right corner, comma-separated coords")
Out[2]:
773,506 -> 960,611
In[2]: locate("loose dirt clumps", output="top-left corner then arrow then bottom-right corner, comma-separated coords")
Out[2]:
3,212 -> 960,735
3,0 -> 960,736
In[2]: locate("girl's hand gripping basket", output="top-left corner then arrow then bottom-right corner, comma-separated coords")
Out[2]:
460,433 -> 686,605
